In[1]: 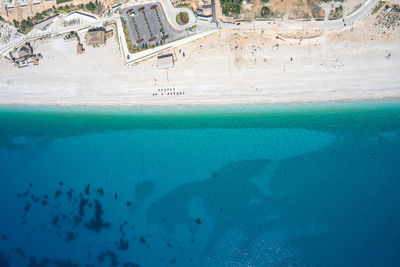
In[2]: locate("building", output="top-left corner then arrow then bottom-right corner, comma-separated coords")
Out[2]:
0,0 -> 110,22
157,54 -> 174,69
105,29 -> 113,39
64,11 -> 97,25
4,0 -> 15,9
85,28 -> 106,46
9,42 -> 42,68
17,43 -> 33,61
16,0 -> 28,7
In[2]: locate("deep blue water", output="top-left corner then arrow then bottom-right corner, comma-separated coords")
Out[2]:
0,101 -> 400,267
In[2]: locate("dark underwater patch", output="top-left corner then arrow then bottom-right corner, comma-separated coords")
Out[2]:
85,185 -> 90,196
0,252 -> 10,267
114,237 -> 129,251
28,256 -> 79,267
55,190 -> 62,199
97,250 -> 118,267
96,188 -> 104,196
84,200 -> 110,233
65,232 -> 77,242
14,247 -> 27,259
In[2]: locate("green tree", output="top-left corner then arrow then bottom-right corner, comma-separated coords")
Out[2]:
261,6 -> 270,17
220,0 -> 242,15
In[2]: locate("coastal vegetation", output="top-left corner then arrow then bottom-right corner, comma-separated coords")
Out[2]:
329,5 -> 343,19
56,0 -> 72,4
220,0 -> 242,15
13,19 -> 34,35
372,1 -> 385,14
260,6 -> 271,18
376,3 -> 400,31
64,31 -> 79,41
11,1 -> 104,34
176,12 -> 189,25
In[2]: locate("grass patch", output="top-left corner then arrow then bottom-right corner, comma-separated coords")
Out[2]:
176,12 -> 189,25
220,0 -> 242,16
260,6 -> 270,18
372,1 -> 385,14
56,0 -> 72,4
13,19 -> 34,35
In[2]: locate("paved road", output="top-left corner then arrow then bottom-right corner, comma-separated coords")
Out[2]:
158,0 -> 197,31
210,0 -> 217,23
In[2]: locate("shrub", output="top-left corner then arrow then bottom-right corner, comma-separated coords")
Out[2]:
261,6 -> 270,17
180,12 -> 189,24
220,0 -> 242,15
176,12 -> 189,25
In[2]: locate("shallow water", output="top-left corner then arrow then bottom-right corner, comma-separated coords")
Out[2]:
0,101 -> 400,266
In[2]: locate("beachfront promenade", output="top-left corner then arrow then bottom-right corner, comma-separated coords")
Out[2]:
1,0 -> 379,61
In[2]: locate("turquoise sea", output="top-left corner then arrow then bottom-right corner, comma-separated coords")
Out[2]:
0,100 -> 400,266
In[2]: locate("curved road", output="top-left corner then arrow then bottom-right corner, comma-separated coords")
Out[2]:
158,0 -> 197,31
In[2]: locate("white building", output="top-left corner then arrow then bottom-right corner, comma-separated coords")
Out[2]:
157,54 -> 174,69
17,0 -> 28,7
64,11 -> 97,25
5,0 -> 15,9
34,15 -> 59,31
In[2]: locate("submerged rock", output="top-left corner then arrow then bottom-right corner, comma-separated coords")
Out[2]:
97,250 -> 118,267
84,200 -> 110,233
24,203 -> 31,213
28,256 -> 79,267
85,184 -> 90,196
0,252 -> 10,267
14,248 -> 26,259
123,263 -> 141,267
55,190 -> 62,199
65,232 -> 77,242
96,188 -> 104,196
114,237 -> 129,251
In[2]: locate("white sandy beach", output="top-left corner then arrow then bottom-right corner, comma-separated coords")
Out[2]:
0,9 -> 399,106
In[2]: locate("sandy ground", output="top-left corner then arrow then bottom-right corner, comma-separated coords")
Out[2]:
0,8 -> 399,106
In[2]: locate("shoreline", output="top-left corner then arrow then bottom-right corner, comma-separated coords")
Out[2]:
1,97 -> 399,113
1,7 -> 400,109
0,94 -> 399,108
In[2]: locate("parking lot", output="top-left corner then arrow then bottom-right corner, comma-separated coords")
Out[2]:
122,3 -> 183,49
